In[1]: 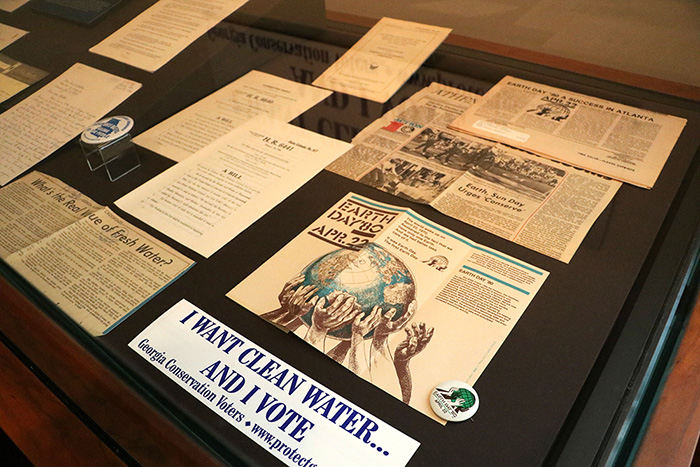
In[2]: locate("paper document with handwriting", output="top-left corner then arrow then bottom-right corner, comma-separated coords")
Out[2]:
134,70 -> 332,162
313,17 -> 450,103
116,117 -> 352,258
449,76 -> 687,188
0,63 -> 141,186
90,0 -> 249,72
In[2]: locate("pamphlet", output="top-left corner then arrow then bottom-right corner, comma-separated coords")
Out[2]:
0,173 -> 194,335
89,0 -> 250,72
134,70 -> 332,162
0,63 -> 141,186
130,299 -> 420,467
449,76 -> 687,188
228,193 -> 549,422
0,53 -> 48,104
313,17 -> 451,103
328,83 -> 621,263
116,117 -> 352,258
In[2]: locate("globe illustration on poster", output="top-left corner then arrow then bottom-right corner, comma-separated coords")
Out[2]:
298,243 -> 416,340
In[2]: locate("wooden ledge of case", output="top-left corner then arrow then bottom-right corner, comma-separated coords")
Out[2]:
633,293 -> 700,467
0,275 -> 223,467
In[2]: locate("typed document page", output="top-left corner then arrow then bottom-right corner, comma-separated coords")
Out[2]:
134,70 -> 332,161
117,117 -> 352,257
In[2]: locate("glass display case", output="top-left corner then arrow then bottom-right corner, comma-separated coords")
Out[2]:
1,1 -> 699,465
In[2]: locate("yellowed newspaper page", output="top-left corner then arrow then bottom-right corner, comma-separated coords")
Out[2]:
0,171 -> 103,258
431,143 -> 621,263
5,207 -> 194,335
228,193 -> 548,422
313,18 -> 451,103
449,76 -> 686,188
327,83 -> 618,262
349,82 -> 478,144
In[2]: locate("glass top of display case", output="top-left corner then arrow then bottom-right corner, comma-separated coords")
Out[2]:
0,1 -> 699,466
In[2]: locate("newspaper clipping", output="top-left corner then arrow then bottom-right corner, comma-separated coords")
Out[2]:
327,84 -> 620,262
327,82 -> 479,180
228,193 -> 549,422
449,76 -> 687,189
429,142 -> 620,263
0,173 -> 194,335
0,171 -> 103,258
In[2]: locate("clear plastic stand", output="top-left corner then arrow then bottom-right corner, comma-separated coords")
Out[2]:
81,132 -> 141,181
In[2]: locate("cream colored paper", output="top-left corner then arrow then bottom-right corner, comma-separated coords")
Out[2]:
116,117 -> 352,258
0,23 -> 26,48
228,193 -> 548,422
0,1 -> 29,13
89,0 -> 249,72
312,17 -> 450,103
130,300 -> 420,467
449,76 -> 687,188
6,207 -> 194,335
0,53 -> 48,104
0,63 -> 141,186
134,70 -> 332,162
330,82 -> 620,262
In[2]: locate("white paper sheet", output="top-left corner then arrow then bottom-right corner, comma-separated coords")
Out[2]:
89,0 -> 249,72
0,23 -> 27,48
313,17 -> 451,103
0,63 -> 141,186
116,117 -> 352,257
130,300 -> 420,466
134,70 -> 332,162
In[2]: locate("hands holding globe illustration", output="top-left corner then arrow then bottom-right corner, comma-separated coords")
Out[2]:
305,291 -> 362,349
261,244 -> 435,404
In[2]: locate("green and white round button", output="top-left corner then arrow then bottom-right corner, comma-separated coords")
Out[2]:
430,380 -> 479,422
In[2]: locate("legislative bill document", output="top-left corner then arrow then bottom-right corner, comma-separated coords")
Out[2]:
116,117 -> 352,258
134,70 -> 332,162
312,17 -> 451,103
0,63 -> 141,186
89,0 -> 249,72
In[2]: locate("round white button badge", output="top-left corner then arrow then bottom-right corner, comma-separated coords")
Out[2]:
81,116 -> 134,145
430,380 -> 479,422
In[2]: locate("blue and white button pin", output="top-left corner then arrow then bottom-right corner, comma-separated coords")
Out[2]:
430,380 -> 479,422
81,116 -> 133,145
